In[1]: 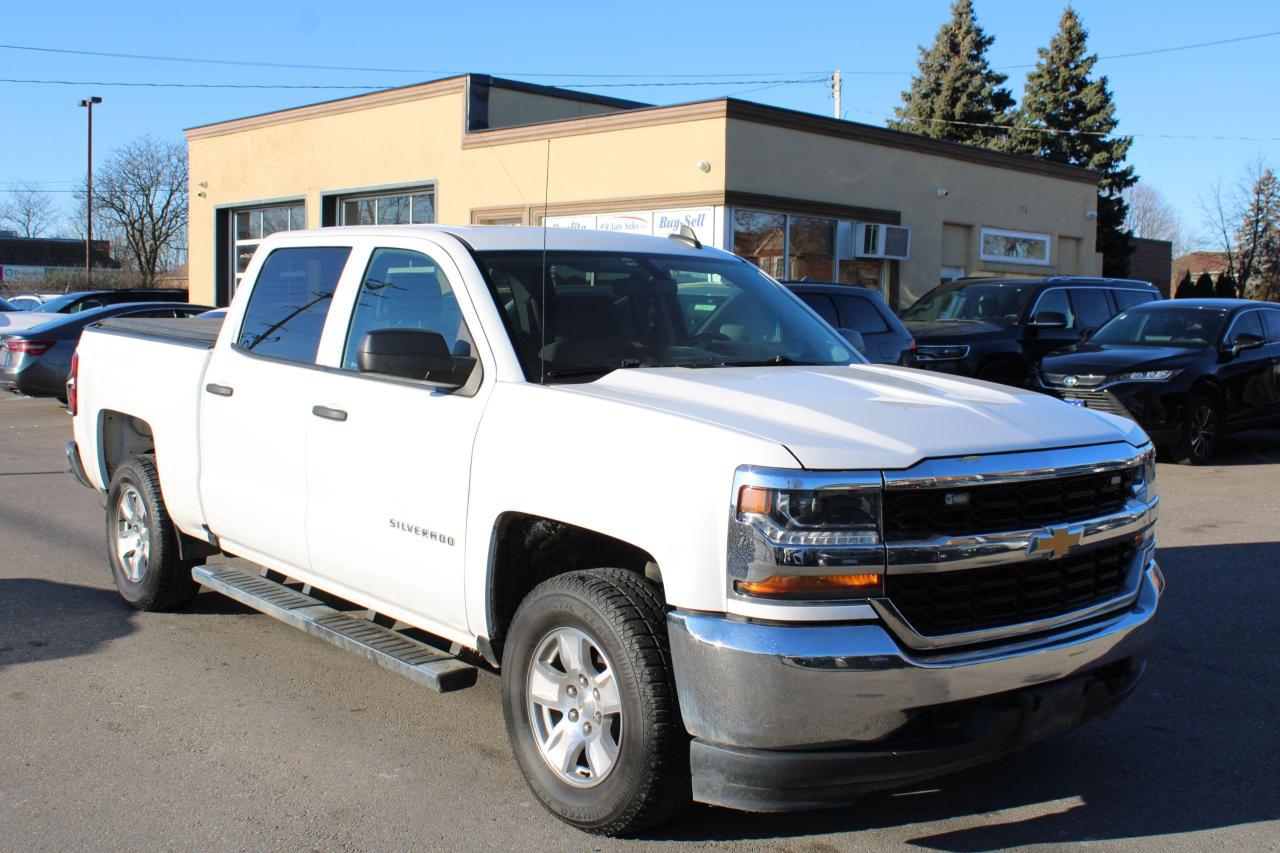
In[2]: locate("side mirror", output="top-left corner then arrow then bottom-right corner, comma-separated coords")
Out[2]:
1228,332 -> 1265,357
837,328 -> 868,354
1030,311 -> 1069,329
357,328 -> 475,389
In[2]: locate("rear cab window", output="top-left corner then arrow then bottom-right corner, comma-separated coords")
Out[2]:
236,246 -> 352,363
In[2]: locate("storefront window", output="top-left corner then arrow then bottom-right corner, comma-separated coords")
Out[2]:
230,202 -> 306,294
732,210 -> 786,279
340,187 -> 435,226
787,216 -> 835,281
838,259 -> 885,290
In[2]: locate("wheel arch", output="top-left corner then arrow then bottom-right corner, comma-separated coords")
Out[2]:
484,512 -> 660,666
97,410 -> 156,484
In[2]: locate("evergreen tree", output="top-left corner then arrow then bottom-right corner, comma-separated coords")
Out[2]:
1194,272 -> 1215,298
1007,7 -> 1136,277
1232,167 -> 1280,300
1213,272 -> 1237,298
888,0 -> 1015,149
1174,270 -> 1194,298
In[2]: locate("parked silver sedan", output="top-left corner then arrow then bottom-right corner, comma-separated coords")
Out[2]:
1,302 -> 210,401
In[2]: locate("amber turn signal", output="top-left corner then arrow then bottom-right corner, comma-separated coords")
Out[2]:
735,573 -> 882,600
737,485 -> 772,515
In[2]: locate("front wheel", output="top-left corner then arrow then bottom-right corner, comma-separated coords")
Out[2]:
501,569 -> 689,836
1175,392 -> 1220,465
105,454 -> 199,611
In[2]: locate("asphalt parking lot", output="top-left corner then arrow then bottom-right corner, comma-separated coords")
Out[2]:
2,393 -> 1278,852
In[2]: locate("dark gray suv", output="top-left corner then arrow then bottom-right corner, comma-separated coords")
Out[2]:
784,281 -> 915,365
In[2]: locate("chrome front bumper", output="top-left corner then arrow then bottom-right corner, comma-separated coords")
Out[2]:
669,558 -> 1163,752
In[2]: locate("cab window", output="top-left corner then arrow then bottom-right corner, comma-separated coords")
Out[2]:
236,246 -> 351,363
342,248 -> 474,371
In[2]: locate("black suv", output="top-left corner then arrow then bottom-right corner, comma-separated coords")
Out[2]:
35,288 -> 189,315
902,276 -> 1160,385
784,281 -> 915,365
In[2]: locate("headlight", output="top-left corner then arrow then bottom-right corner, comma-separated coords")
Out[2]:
729,468 -> 885,602
1130,448 -> 1157,503
1116,369 -> 1179,382
914,344 -> 970,362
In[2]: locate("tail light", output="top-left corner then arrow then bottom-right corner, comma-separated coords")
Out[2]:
67,350 -> 79,415
4,339 -> 54,357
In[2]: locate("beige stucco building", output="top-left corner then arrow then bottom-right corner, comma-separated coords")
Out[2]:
185,74 -> 1102,309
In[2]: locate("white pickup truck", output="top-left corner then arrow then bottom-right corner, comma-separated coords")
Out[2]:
67,225 -> 1163,835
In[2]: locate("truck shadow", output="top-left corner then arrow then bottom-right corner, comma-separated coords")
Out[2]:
653,540 -> 1280,847
0,578 -> 137,670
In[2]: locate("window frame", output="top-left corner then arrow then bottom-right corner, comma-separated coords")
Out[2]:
227,200 -> 307,299
979,227 -> 1052,267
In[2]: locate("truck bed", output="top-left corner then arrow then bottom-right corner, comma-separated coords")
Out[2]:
93,316 -> 222,348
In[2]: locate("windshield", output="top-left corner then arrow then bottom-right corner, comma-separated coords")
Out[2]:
1089,307 -> 1227,348
475,251 -> 857,381
37,293 -> 83,313
902,282 -> 1035,325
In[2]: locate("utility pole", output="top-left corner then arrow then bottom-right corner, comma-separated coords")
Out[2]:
832,70 -> 842,119
78,96 -> 102,283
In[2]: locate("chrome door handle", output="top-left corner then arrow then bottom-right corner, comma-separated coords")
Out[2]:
205,383 -> 234,397
312,405 -> 348,422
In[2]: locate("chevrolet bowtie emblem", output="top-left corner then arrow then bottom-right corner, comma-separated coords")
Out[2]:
1029,525 -> 1084,559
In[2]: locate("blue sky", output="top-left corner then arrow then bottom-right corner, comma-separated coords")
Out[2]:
3,0 -> 1277,246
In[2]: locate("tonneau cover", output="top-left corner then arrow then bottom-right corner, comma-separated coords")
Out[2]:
93,316 -> 222,348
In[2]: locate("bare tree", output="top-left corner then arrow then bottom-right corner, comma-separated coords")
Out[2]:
1201,158 -> 1280,299
79,136 -> 188,285
0,180 -> 59,237
1124,184 -> 1179,240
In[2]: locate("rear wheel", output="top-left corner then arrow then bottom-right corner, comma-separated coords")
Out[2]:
105,454 -> 199,611
1175,391 -> 1220,465
501,568 -> 689,836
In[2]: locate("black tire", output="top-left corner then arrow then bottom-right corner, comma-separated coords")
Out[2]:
1174,391 -> 1220,465
501,568 -> 689,836
105,454 -> 199,611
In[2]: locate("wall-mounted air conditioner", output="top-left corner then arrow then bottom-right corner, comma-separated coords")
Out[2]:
854,223 -> 911,260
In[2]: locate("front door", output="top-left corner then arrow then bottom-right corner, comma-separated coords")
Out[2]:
304,243 -> 491,637
199,244 -> 353,573
1219,310 -> 1275,424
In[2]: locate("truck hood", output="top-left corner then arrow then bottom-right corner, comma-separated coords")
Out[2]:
562,365 -> 1144,470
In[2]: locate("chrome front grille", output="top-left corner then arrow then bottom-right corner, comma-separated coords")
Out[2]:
883,540 -> 1134,637
877,443 -> 1158,649
1060,389 -> 1133,419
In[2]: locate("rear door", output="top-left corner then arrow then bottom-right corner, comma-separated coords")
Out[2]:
304,239 -> 493,636
198,244 -> 353,573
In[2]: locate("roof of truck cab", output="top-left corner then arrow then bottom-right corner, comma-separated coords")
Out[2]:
269,224 -> 719,256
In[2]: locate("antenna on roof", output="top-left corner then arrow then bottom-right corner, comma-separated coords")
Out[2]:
668,224 -> 701,250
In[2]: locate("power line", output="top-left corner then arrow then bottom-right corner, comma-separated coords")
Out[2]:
0,42 -> 824,79
843,107 -> 1280,142
998,29 -> 1280,69
0,75 -> 826,91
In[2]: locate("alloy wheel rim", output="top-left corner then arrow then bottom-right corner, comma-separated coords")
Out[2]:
526,626 -> 623,788
1190,405 -> 1217,459
114,485 -> 150,583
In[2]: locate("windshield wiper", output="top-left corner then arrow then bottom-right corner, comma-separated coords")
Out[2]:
542,358 -> 650,382
683,355 -> 828,368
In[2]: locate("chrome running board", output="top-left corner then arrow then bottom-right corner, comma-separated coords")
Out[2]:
192,564 -> 477,693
